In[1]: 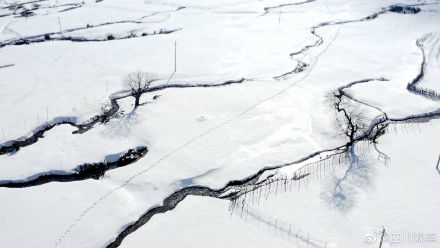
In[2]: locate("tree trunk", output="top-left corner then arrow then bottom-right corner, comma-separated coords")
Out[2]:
134,95 -> 140,107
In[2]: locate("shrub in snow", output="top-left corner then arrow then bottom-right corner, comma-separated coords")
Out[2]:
389,5 -> 421,14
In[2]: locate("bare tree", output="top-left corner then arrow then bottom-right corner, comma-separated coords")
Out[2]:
325,91 -> 367,148
335,102 -> 367,146
123,71 -> 158,107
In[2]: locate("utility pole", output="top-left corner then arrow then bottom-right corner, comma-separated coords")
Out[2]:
58,17 -> 63,37
174,41 -> 177,73
379,227 -> 386,248
278,10 -> 281,25
436,154 -> 440,175
166,41 -> 177,84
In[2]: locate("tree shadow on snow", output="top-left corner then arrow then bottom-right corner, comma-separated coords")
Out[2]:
321,142 -> 388,212
103,107 -> 143,137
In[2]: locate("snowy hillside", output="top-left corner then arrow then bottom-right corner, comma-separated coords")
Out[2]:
0,0 -> 440,248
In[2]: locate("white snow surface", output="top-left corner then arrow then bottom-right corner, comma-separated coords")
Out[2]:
0,0 -> 440,248
121,122 -> 440,248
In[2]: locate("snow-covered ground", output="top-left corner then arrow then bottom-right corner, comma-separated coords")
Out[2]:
120,123 -> 440,248
0,0 -> 439,248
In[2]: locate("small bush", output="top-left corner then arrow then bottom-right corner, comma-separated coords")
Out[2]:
389,5 -> 421,14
